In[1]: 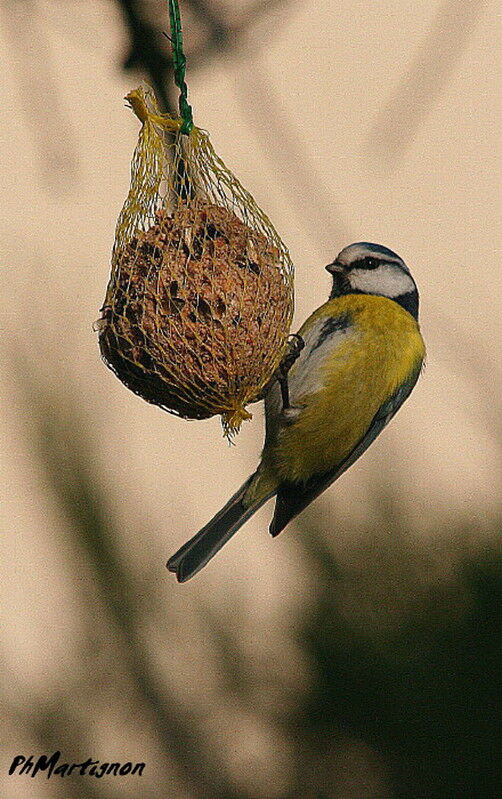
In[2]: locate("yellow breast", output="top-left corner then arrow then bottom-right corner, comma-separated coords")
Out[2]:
268,294 -> 425,483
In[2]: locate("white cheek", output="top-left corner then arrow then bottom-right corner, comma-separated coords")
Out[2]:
349,265 -> 415,297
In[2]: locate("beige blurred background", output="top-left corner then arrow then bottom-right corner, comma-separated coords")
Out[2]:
1,1 -> 501,797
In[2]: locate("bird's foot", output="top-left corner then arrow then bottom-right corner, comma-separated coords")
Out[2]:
280,334 -> 305,374
255,335 -> 305,405
277,334 -> 305,410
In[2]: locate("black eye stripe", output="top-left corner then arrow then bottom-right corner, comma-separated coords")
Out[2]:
349,256 -> 404,270
352,256 -> 383,270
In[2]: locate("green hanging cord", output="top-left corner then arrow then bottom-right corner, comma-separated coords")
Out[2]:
168,0 -> 194,134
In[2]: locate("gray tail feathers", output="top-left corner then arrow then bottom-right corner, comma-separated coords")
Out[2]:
167,474 -> 272,582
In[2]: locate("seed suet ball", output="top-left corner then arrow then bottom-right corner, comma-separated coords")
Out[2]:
98,202 -> 292,429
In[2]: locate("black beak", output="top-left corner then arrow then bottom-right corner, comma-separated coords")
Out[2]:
325,259 -> 344,274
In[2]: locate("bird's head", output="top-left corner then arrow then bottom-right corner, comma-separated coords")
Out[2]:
326,242 -> 419,319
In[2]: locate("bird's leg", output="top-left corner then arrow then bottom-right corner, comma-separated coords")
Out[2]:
276,334 -> 305,411
254,335 -> 305,404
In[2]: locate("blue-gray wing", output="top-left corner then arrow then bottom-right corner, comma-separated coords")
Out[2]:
269,366 -> 422,537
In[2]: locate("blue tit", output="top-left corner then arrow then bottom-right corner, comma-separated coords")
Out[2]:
168,242 -> 426,582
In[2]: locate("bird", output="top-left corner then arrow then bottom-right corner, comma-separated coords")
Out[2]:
167,242 -> 426,582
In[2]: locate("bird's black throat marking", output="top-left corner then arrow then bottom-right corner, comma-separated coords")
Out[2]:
393,289 -> 419,320
312,312 -> 351,352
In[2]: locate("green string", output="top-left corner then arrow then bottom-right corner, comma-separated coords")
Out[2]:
168,0 -> 194,134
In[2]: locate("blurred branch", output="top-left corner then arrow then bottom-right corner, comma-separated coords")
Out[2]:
366,0 -> 488,162
234,52 -> 349,258
11,354 -> 244,799
116,0 -> 293,111
428,301 -> 502,447
32,703 -> 111,799
187,0 -> 293,47
0,0 -> 78,189
118,0 -> 175,110
286,520 -> 502,798
7,339 -> 502,798
185,0 -> 228,46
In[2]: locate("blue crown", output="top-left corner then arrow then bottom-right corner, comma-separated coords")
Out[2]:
353,242 -> 401,260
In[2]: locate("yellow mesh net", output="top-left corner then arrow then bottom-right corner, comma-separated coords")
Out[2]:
97,86 -> 294,436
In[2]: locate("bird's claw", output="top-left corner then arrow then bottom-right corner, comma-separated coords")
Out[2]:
279,334 -> 305,377
255,335 -> 305,406
277,334 -> 305,411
